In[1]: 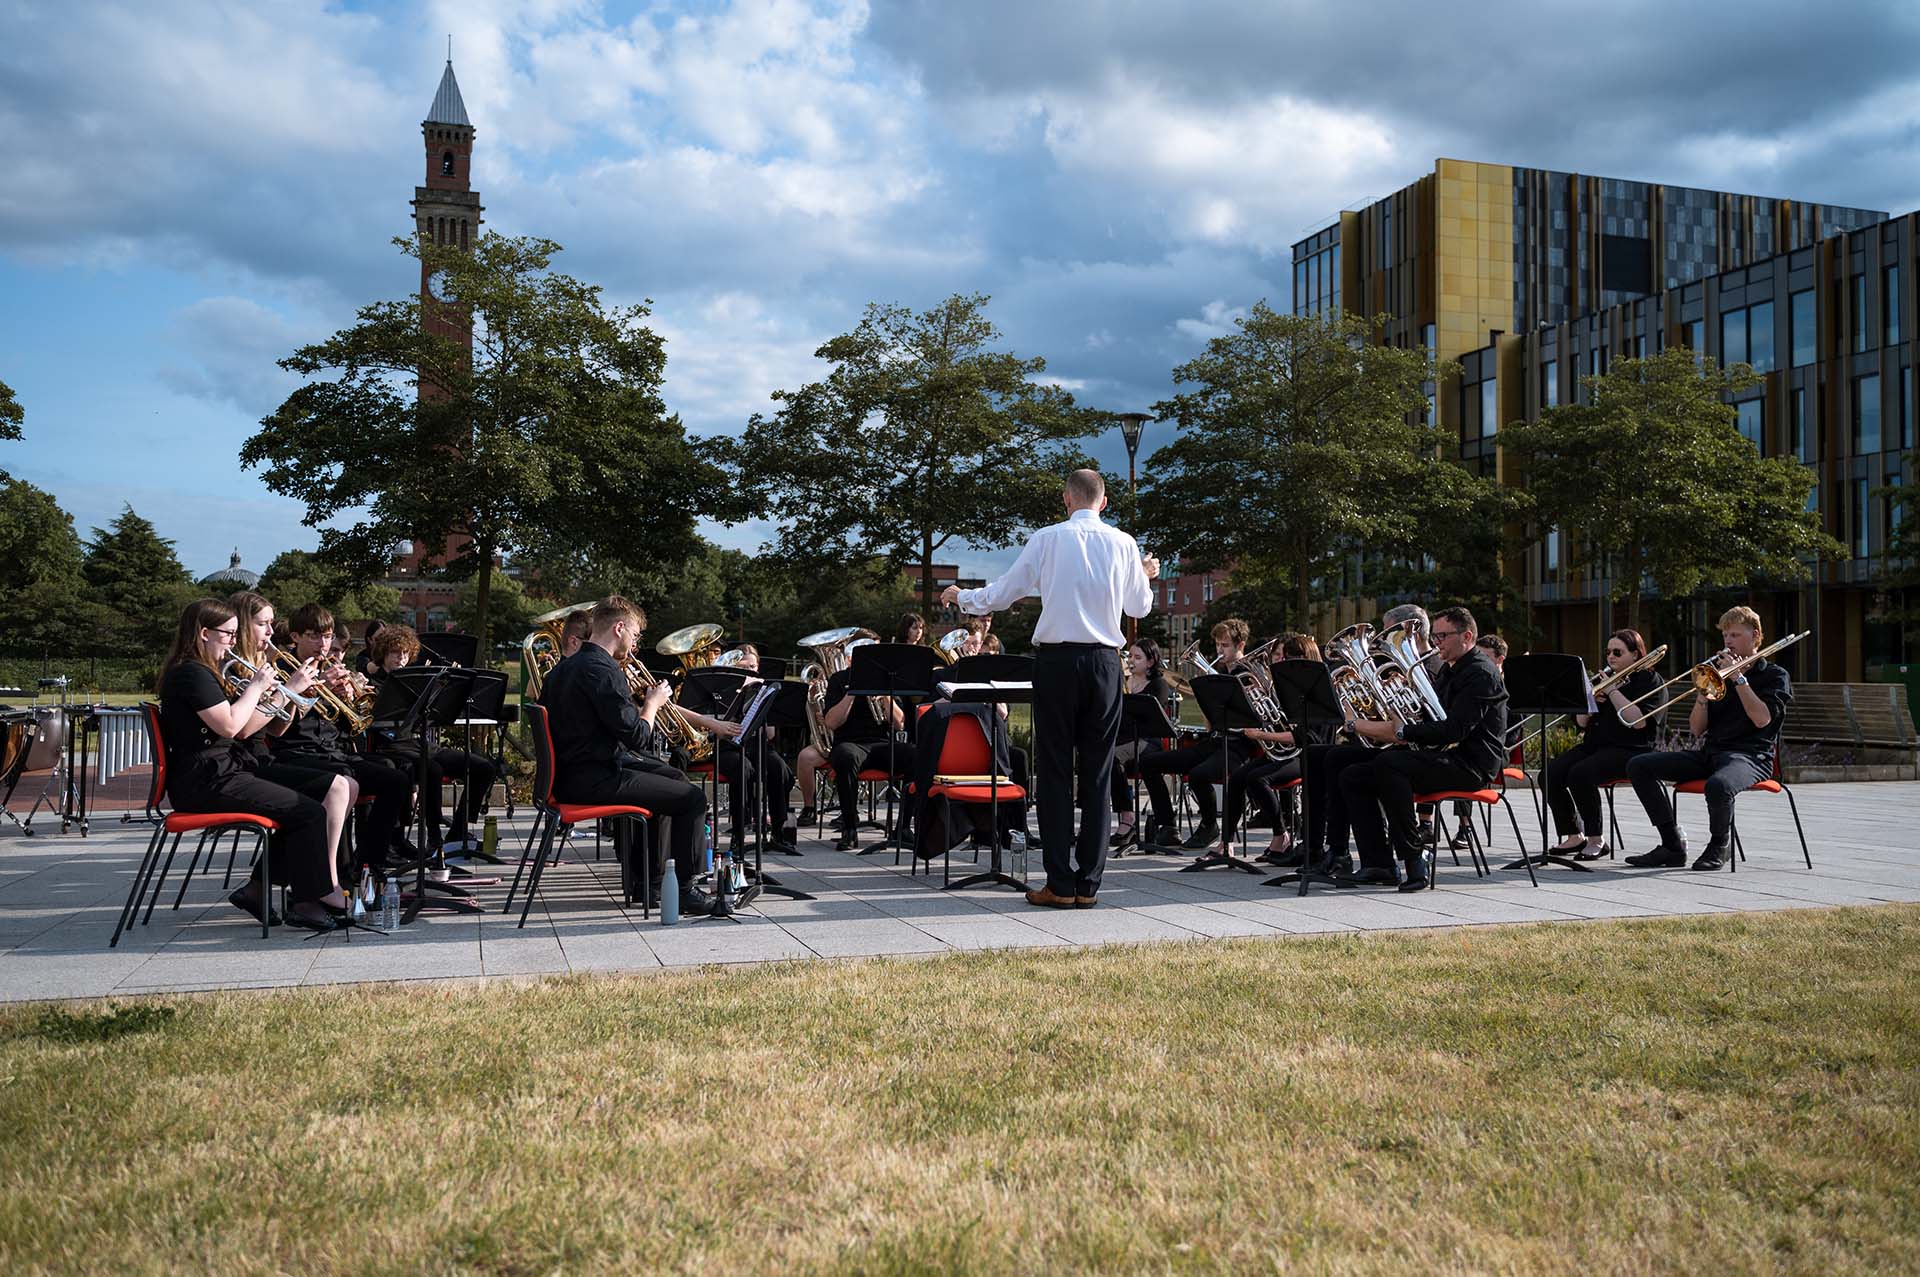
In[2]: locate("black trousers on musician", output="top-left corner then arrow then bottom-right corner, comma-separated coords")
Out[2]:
1544,741 -> 1646,838
1301,742 -> 1372,861
375,741 -> 496,844
1031,644 -> 1122,899
717,741 -> 793,839
1626,747 -> 1769,846
559,756 -> 708,884
829,737 -> 910,830
1340,750 -> 1487,872
170,764 -> 333,902
1221,754 -> 1302,842
1138,737 -> 1250,827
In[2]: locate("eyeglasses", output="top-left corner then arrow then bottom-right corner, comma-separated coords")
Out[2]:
1430,628 -> 1463,640
1606,647 -> 1629,657
207,627 -> 238,639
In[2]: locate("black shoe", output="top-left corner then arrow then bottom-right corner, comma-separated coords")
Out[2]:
1144,823 -> 1182,851
1181,820 -> 1221,850
1691,841 -> 1731,871
1398,852 -> 1432,892
283,901 -> 339,932
834,831 -> 859,852
797,805 -> 818,827
768,839 -> 798,856
1337,866 -> 1399,888
1263,847 -> 1307,869
1110,824 -> 1138,849
226,888 -> 282,928
1625,842 -> 1686,868
679,887 -> 718,918
1447,829 -> 1473,853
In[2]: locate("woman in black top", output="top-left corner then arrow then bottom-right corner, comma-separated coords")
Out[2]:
156,599 -> 343,931
1545,627 -> 1662,858
1109,638 -> 1176,849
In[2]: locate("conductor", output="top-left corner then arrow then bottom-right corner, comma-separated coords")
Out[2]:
943,469 -> 1158,909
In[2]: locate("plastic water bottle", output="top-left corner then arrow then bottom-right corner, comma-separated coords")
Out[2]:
482,814 -> 498,860
702,821 -> 715,877
660,858 -> 680,926
380,875 -> 400,931
351,868 -> 369,922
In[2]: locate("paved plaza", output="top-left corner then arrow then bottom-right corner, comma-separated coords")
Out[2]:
2,779 -> 1917,1003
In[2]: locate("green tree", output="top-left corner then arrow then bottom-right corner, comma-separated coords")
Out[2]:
719,293 -> 1099,612
1500,349 -> 1843,636
0,478 -> 87,653
243,233 -> 728,647
1873,451 -> 1920,660
254,549 -> 402,623
81,506 -> 195,656
1139,304 -> 1469,630
0,377 -> 21,482
450,566 -> 545,656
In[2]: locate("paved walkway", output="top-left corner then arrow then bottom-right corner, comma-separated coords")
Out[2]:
2,781 -> 1917,1002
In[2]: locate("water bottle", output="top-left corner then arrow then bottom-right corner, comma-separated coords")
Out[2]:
702,821 -> 715,877
482,814 -> 498,860
351,868 -> 370,922
660,857 -> 680,926
380,874 -> 400,931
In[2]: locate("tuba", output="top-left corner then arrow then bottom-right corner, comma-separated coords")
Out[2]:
656,622 -> 726,672
1377,620 -> 1445,724
521,601 -> 595,702
794,626 -> 876,753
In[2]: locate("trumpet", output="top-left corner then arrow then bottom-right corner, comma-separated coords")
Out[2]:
218,651 -> 318,723
1512,643 -> 1669,753
1619,631 -> 1810,716
267,641 -> 371,735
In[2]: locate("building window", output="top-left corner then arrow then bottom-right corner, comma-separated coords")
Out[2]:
1791,289 -> 1816,367
1722,307 -> 1748,368
1748,300 -> 1774,372
1422,323 -> 1435,353
1480,379 -> 1498,438
1202,578 -> 1214,603
1294,260 -> 1306,315
1854,373 -> 1882,453
1886,264 -> 1901,346
1856,476 -> 1871,558
1685,319 -> 1705,355
1791,387 -> 1808,462
441,150 -> 455,177
1735,399 -> 1763,452
1853,274 -> 1867,352
1545,525 -> 1560,573
1330,244 -> 1341,314
1905,367 -> 1915,450
1541,359 -> 1558,408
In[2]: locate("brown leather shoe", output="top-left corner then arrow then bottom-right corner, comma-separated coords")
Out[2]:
1073,895 -> 1097,909
1024,886 -> 1076,908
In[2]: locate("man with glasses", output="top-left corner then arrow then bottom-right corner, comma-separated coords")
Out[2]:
1336,606 -> 1509,892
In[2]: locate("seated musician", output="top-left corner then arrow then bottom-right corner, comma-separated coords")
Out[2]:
1136,617 -> 1257,849
1337,606 -> 1509,891
674,644 -> 796,854
355,620 -> 385,682
895,613 -> 927,645
157,599 -> 345,932
822,660 -> 908,851
272,603 -> 415,868
1221,633 -> 1334,866
1625,606 -> 1791,871
1545,628 -> 1661,859
560,610 -> 590,660
365,624 -> 498,853
540,596 -> 719,916
1109,638 -> 1176,850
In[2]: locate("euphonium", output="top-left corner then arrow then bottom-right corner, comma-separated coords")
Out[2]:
624,657 -> 713,764
522,601 -> 596,701
1377,621 -> 1445,723
793,626 -> 876,753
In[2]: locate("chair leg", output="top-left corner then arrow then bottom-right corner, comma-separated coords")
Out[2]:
502,808 -> 548,913
110,824 -> 169,947
257,830 -> 271,939
1783,786 -> 1811,868
518,818 -> 562,929
140,832 -> 188,926
172,831 -> 216,910
1605,789 -> 1621,856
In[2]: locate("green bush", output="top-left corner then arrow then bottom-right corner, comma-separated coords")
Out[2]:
0,655 -> 160,695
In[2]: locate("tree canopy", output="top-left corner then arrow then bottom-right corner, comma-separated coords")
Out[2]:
242,232 -> 728,644
254,550 -> 402,625
1500,348 -> 1842,634
81,506 -> 196,656
1138,303 -> 1490,630
0,377 -> 21,482
0,478 -> 87,653
718,293 -> 1100,610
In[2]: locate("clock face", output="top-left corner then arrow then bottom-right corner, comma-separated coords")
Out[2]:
426,269 -> 452,300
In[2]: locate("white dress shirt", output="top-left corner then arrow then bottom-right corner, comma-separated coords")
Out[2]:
955,508 -> 1153,647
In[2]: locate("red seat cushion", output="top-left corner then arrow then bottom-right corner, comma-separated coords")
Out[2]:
1413,789 -> 1501,805
1673,778 -> 1782,795
856,769 -> 893,782
1273,777 -> 1303,791
555,803 -> 653,824
1501,767 -> 1527,782
1750,779 -> 1783,794
927,783 -> 1028,803
684,762 -> 715,776
165,812 -> 278,834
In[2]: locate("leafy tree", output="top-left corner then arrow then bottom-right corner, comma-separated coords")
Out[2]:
1500,349 -> 1843,635
0,377 -> 20,482
243,233 -> 728,647
450,566 -> 545,655
1873,451 -> 1920,660
1139,304 -> 1468,629
719,293 -> 1100,611
81,506 -> 195,656
0,478 -> 87,653
255,549 -> 402,623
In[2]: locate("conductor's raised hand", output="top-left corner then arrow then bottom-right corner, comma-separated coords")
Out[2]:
939,584 -> 961,608
1142,555 -> 1161,580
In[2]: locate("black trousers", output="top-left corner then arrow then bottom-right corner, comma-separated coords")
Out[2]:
559,757 -> 708,882
1627,747 -> 1769,845
829,737 -> 910,828
1544,740 -> 1645,837
278,748 -> 413,864
375,741 -> 496,843
1108,738 -> 1159,813
1340,750 -> 1486,870
1222,754 -> 1302,841
1031,645 -> 1122,898
1301,742 -> 1372,859
171,764 -> 333,901
717,742 -> 793,837
1139,737 -> 1249,826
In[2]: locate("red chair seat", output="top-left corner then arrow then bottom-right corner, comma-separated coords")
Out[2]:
927,783 -> 1028,803
1413,789 -> 1501,805
1273,777 -> 1303,791
1501,767 -> 1526,782
555,803 -> 652,824
1672,777 -> 1781,796
164,812 -> 278,834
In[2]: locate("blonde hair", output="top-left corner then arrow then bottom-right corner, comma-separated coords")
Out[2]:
1717,605 -> 1762,641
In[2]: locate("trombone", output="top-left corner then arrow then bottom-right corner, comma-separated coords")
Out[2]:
1512,643 -> 1668,753
1617,631 -> 1811,716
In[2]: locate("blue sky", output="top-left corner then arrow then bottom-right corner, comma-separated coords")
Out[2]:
4,0 -> 1919,582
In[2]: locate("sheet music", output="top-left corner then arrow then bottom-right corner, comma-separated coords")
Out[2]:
937,680 -> 1035,696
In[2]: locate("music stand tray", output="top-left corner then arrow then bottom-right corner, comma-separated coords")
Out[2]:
1179,674 -> 1265,875
1502,653 -> 1592,877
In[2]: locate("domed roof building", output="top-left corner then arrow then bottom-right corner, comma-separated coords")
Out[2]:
199,548 -> 259,591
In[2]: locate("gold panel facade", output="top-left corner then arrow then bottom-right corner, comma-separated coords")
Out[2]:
1432,159 -> 1515,364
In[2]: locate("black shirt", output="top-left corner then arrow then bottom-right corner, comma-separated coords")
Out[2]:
1400,646 -> 1510,784
539,642 -> 654,778
157,661 -> 249,799
274,700 -> 342,757
1703,658 -> 1792,757
1585,667 -> 1662,750
824,669 -> 886,744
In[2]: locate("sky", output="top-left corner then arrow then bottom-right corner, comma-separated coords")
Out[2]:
3,0 -> 1919,583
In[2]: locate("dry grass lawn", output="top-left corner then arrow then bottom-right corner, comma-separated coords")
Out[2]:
2,905 -> 1917,1275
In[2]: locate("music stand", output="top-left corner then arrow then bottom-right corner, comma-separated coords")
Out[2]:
447,668 -> 510,865
1179,674 -> 1265,874
1262,661 -> 1346,893
937,653 -> 1034,893
371,666 -> 483,922
848,643 -> 940,856
1117,693 -> 1177,859
746,682 -> 815,901
417,632 -> 479,667
1502,653 -> 1590,878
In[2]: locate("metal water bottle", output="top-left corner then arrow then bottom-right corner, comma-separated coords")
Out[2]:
702,821 -> 715,878
482,814 -> 498,860
660,857 -> 680,926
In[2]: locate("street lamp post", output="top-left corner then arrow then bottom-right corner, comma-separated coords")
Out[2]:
1114,412 -> 1153,641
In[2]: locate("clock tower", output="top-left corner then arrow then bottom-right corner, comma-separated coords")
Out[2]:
411,58 -> 482,352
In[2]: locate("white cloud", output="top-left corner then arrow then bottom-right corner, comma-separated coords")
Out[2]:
1172,299 -> 1246,343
